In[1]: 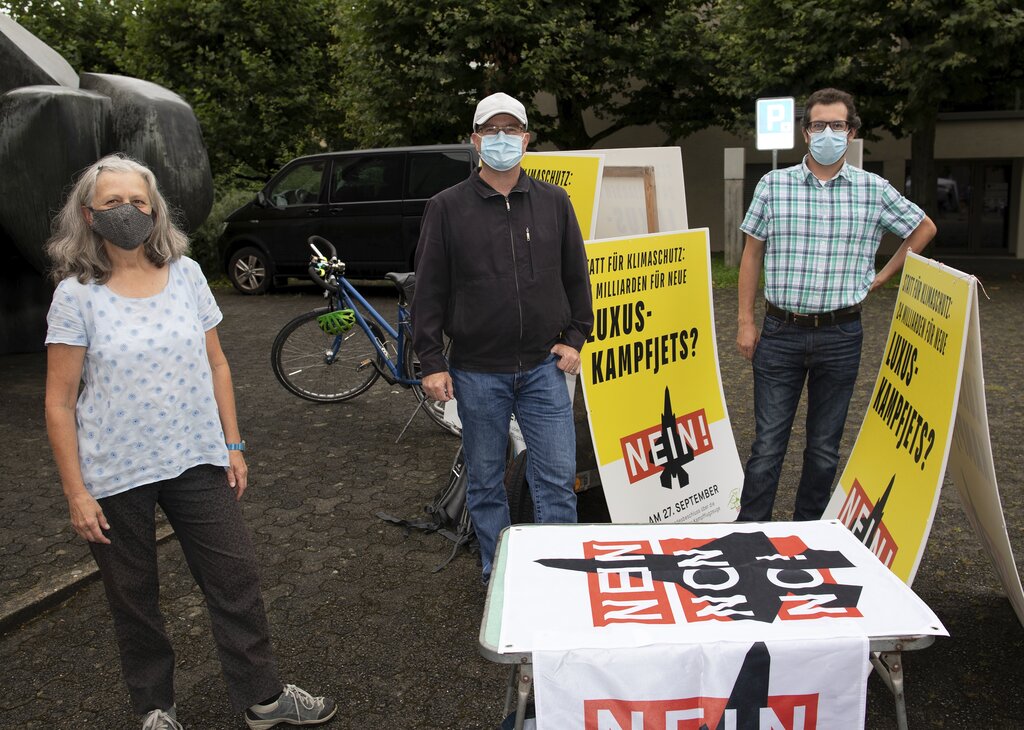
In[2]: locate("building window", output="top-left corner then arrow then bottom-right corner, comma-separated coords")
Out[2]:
906,160 -> 1012,254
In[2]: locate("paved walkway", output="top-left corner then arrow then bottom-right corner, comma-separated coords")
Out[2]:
1,278 -> 1022,728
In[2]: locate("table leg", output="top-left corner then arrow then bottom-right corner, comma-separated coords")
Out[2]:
514,662 -> 533,730
503,665 -> 517,716
870,650 -> 908,730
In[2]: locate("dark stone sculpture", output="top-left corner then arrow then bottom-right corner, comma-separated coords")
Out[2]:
0,86 -> 110,275
0,12 -> 78,92
0,13 -> 214,354
80,73 -> 213,233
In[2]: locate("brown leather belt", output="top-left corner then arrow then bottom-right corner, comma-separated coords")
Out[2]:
765,301 -> 862,328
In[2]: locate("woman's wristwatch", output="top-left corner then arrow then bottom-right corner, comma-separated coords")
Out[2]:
226,441 -> 246,452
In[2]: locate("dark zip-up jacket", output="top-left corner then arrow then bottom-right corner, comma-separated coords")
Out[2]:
412,168 -> 593,375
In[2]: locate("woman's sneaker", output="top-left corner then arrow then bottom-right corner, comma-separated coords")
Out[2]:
142,706 -> 183,730
245,684 -> 337,728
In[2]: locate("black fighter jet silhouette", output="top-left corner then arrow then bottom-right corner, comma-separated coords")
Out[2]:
650,386 -> 695,489
537,530 -> 862,623
701,642 -> 772,730
851,474 -> 895,550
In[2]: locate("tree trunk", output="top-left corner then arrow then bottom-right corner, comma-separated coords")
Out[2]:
908,109 -> 937,222
553,97 -> 592,150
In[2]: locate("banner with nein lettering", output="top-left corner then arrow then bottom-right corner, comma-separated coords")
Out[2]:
497,522 -> 946,653
581,230 -> 743,524
824,254 -> 1024,622
534,637 -> 870,730
823,255 -> 970,583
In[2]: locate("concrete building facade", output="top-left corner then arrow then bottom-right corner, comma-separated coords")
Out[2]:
594,111 -> 1024,275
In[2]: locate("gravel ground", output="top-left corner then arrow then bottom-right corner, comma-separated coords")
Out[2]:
0,275 -> 1022,728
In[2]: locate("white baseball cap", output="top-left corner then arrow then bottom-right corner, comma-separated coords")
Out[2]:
473,92 -> 528,129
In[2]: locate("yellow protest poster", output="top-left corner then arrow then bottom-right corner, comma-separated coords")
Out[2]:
824,254 -> 972,583
522,152 -> 603,240
580,229 -> 743,524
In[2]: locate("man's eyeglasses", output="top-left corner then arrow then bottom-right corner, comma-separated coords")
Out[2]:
805,120 -> 851,133
477,124 -> 527,136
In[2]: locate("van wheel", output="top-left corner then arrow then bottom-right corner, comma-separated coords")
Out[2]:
228,246 -> 274,294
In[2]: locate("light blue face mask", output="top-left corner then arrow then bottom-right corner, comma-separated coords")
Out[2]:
808,127 -> 849,166
480,131 -> 525,172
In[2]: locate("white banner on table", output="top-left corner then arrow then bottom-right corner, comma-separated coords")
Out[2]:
534,637 -> 869,730
498,522 -> 946,653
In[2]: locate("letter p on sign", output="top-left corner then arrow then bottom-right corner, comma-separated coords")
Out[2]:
756,97 -> 795,150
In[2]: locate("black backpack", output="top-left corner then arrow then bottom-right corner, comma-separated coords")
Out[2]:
377,445 -> 477,571
378,444 -> 534,571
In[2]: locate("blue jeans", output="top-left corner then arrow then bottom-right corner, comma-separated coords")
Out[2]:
738,315 -> 863,522
451,355 -> 577,581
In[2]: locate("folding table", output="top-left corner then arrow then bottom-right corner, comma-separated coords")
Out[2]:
480,523 -> 938,730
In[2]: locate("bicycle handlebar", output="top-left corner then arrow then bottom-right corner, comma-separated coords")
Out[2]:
308,235 -> 336,259
307,235 -> 343,293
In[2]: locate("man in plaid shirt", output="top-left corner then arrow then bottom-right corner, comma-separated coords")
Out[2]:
736,87 -> 936,522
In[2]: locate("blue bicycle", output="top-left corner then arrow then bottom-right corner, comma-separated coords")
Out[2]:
270,235 -> 459,436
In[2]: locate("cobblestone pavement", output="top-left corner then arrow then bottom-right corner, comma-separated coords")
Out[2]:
1,277 -> 1022,728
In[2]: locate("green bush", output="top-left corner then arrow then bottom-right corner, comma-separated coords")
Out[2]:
188,186 -> 260,280
710,252 -> 740,288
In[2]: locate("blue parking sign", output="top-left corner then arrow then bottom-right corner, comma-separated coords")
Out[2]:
756,97 -> 794,150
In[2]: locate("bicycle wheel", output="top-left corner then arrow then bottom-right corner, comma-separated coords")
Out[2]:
402,335 -> 461,436
271,307 -> 382,402
503,449 -> 534,524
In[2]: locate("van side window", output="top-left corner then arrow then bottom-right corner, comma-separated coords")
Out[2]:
407,151 -> 473,199
331,154 -> 404,203
268,161 -> 324,206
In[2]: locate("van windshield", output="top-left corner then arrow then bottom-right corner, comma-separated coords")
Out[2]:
268,161 -> 324,206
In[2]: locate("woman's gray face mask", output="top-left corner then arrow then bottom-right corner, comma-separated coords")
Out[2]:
88,204 -> 155,251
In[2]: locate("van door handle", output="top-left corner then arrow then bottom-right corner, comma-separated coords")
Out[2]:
329,207 -> 344,214
305,208 -> 322,217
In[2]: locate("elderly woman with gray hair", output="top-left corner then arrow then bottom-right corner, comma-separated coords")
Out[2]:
44,154 -> 336,730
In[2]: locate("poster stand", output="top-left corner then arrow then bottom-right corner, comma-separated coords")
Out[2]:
603,166 -> 659,234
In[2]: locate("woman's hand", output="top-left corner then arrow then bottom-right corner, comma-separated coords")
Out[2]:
226,450 -> 248,500
205,327 -> 249,500
67,490 -> 111,544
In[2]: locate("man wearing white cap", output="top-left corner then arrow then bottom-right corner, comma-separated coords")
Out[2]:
412,91 -> 593,583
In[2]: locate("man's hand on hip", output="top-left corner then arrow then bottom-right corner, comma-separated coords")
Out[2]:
551,343 -> 582,375
422,371 -> 454,402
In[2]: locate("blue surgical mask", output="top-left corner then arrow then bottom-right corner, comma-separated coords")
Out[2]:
808,127 -> 849,166
480,132 -> 525,172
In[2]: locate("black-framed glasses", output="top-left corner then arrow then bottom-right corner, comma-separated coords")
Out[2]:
805,120 -> 851,133
477,123 -> 527,136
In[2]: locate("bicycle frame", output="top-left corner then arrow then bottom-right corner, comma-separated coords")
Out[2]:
328,275 -> 418,387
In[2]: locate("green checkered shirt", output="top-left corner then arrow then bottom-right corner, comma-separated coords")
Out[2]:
741,158 -> 924,314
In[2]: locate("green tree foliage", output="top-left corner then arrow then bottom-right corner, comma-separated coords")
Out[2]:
6,0 -> 1020,199
119,0 -> 342,183
3,0 -> 344,184
709,0 -> 1024,214
331,0 -> 716,150
2,0 -> 139,73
